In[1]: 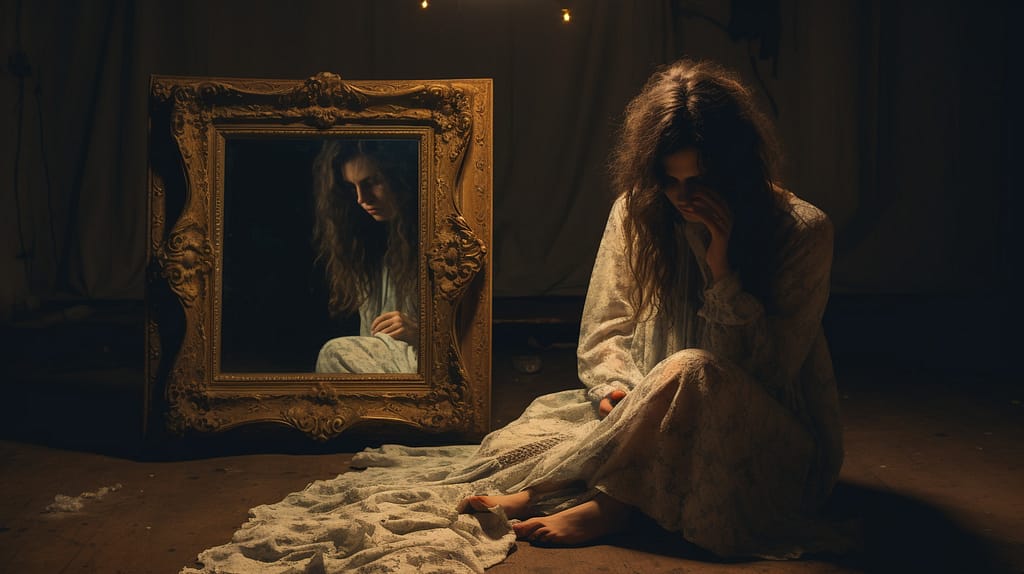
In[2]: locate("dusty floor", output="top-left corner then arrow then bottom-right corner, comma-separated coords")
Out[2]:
0,300 -> 1022,573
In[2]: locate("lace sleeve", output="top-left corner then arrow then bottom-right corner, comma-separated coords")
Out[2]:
577,198 -> 645,404
765,206 -> 834,387
698,271 -> 770,375
698,202 -> 834,408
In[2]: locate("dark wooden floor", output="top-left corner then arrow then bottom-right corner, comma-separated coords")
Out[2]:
0,299 -> 1021,573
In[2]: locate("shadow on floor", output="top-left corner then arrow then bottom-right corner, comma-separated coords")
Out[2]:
820,481 -> 1002,573
604,480 -> 1005,573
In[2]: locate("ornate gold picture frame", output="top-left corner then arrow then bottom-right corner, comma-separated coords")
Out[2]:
146,73 -> 492,441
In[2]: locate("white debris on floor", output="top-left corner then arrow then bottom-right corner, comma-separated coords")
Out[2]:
44,483 -> 123,513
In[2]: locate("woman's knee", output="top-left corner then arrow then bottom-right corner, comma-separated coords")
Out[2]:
647,348 -> 753,405
634,349 -> 715,401
655,349 -> 719,385
316,338 -> 356,372
316,338 -> 340,360
666,348 -> 716,369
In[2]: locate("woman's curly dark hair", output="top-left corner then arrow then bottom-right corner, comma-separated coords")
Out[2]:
312,139 -> 419,317
610,59 -> 785,318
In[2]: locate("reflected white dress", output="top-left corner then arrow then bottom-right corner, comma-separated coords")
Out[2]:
183,192 -> 846,574
315,267 -> 418,374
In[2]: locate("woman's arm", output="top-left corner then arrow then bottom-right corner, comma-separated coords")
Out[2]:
763,205 -> 834,385
698,201 -> 834,407
577,198 -> 645,404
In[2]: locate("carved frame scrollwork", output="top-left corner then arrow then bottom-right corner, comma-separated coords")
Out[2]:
146,73 -> 492,441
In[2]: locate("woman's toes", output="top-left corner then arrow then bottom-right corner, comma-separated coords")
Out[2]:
457,495 -> 494,514
513,519 -> 543,539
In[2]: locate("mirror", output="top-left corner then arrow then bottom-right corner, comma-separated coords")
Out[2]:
146,73 -> 492,441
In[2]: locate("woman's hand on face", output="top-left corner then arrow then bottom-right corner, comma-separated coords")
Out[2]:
371,311 -> 419,344
599,389 -> 628,419
678,186 -> 734,281
662,150 -> 732,280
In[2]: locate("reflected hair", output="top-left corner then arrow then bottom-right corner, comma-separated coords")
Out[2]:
610,59 -> 784,319
312,139 -> 419,317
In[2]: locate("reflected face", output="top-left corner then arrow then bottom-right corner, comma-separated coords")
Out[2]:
341,155 -> 397,221
661,148 -> 712,223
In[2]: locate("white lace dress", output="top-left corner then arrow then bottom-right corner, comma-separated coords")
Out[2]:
183,192 -> 845,573
315,266 -> 418,374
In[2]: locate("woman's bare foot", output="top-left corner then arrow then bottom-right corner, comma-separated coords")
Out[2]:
512,493 -> 631,545
457,489 -> 533,520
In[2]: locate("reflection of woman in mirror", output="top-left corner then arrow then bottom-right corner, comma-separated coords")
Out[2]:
312,139 -> 419,373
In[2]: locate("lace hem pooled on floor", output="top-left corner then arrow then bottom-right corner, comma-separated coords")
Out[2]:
181,445 -> 516,574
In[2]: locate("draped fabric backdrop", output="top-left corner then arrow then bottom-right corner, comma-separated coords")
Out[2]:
0,0 -> 1012,319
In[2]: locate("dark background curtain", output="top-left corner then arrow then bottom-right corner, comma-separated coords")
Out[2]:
0,0 -> 1016,324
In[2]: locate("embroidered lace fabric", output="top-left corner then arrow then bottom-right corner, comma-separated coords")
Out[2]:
183,192 -> 846,573
315,266 -> 418,374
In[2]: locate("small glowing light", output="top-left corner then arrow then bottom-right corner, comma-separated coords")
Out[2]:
421,0 -> 429,8
562,8 -> 571,23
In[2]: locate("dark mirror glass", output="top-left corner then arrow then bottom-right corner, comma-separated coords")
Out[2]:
220,137 -> 420,374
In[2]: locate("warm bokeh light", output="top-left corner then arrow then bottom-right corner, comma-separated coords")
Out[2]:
421,0 -> 429,8
562,8 -> 571,23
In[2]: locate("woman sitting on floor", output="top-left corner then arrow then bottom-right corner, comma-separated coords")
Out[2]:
455,58 -> 845,557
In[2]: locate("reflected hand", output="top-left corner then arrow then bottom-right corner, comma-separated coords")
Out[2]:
371,311 -> 419,344
598,389 -> 627,419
